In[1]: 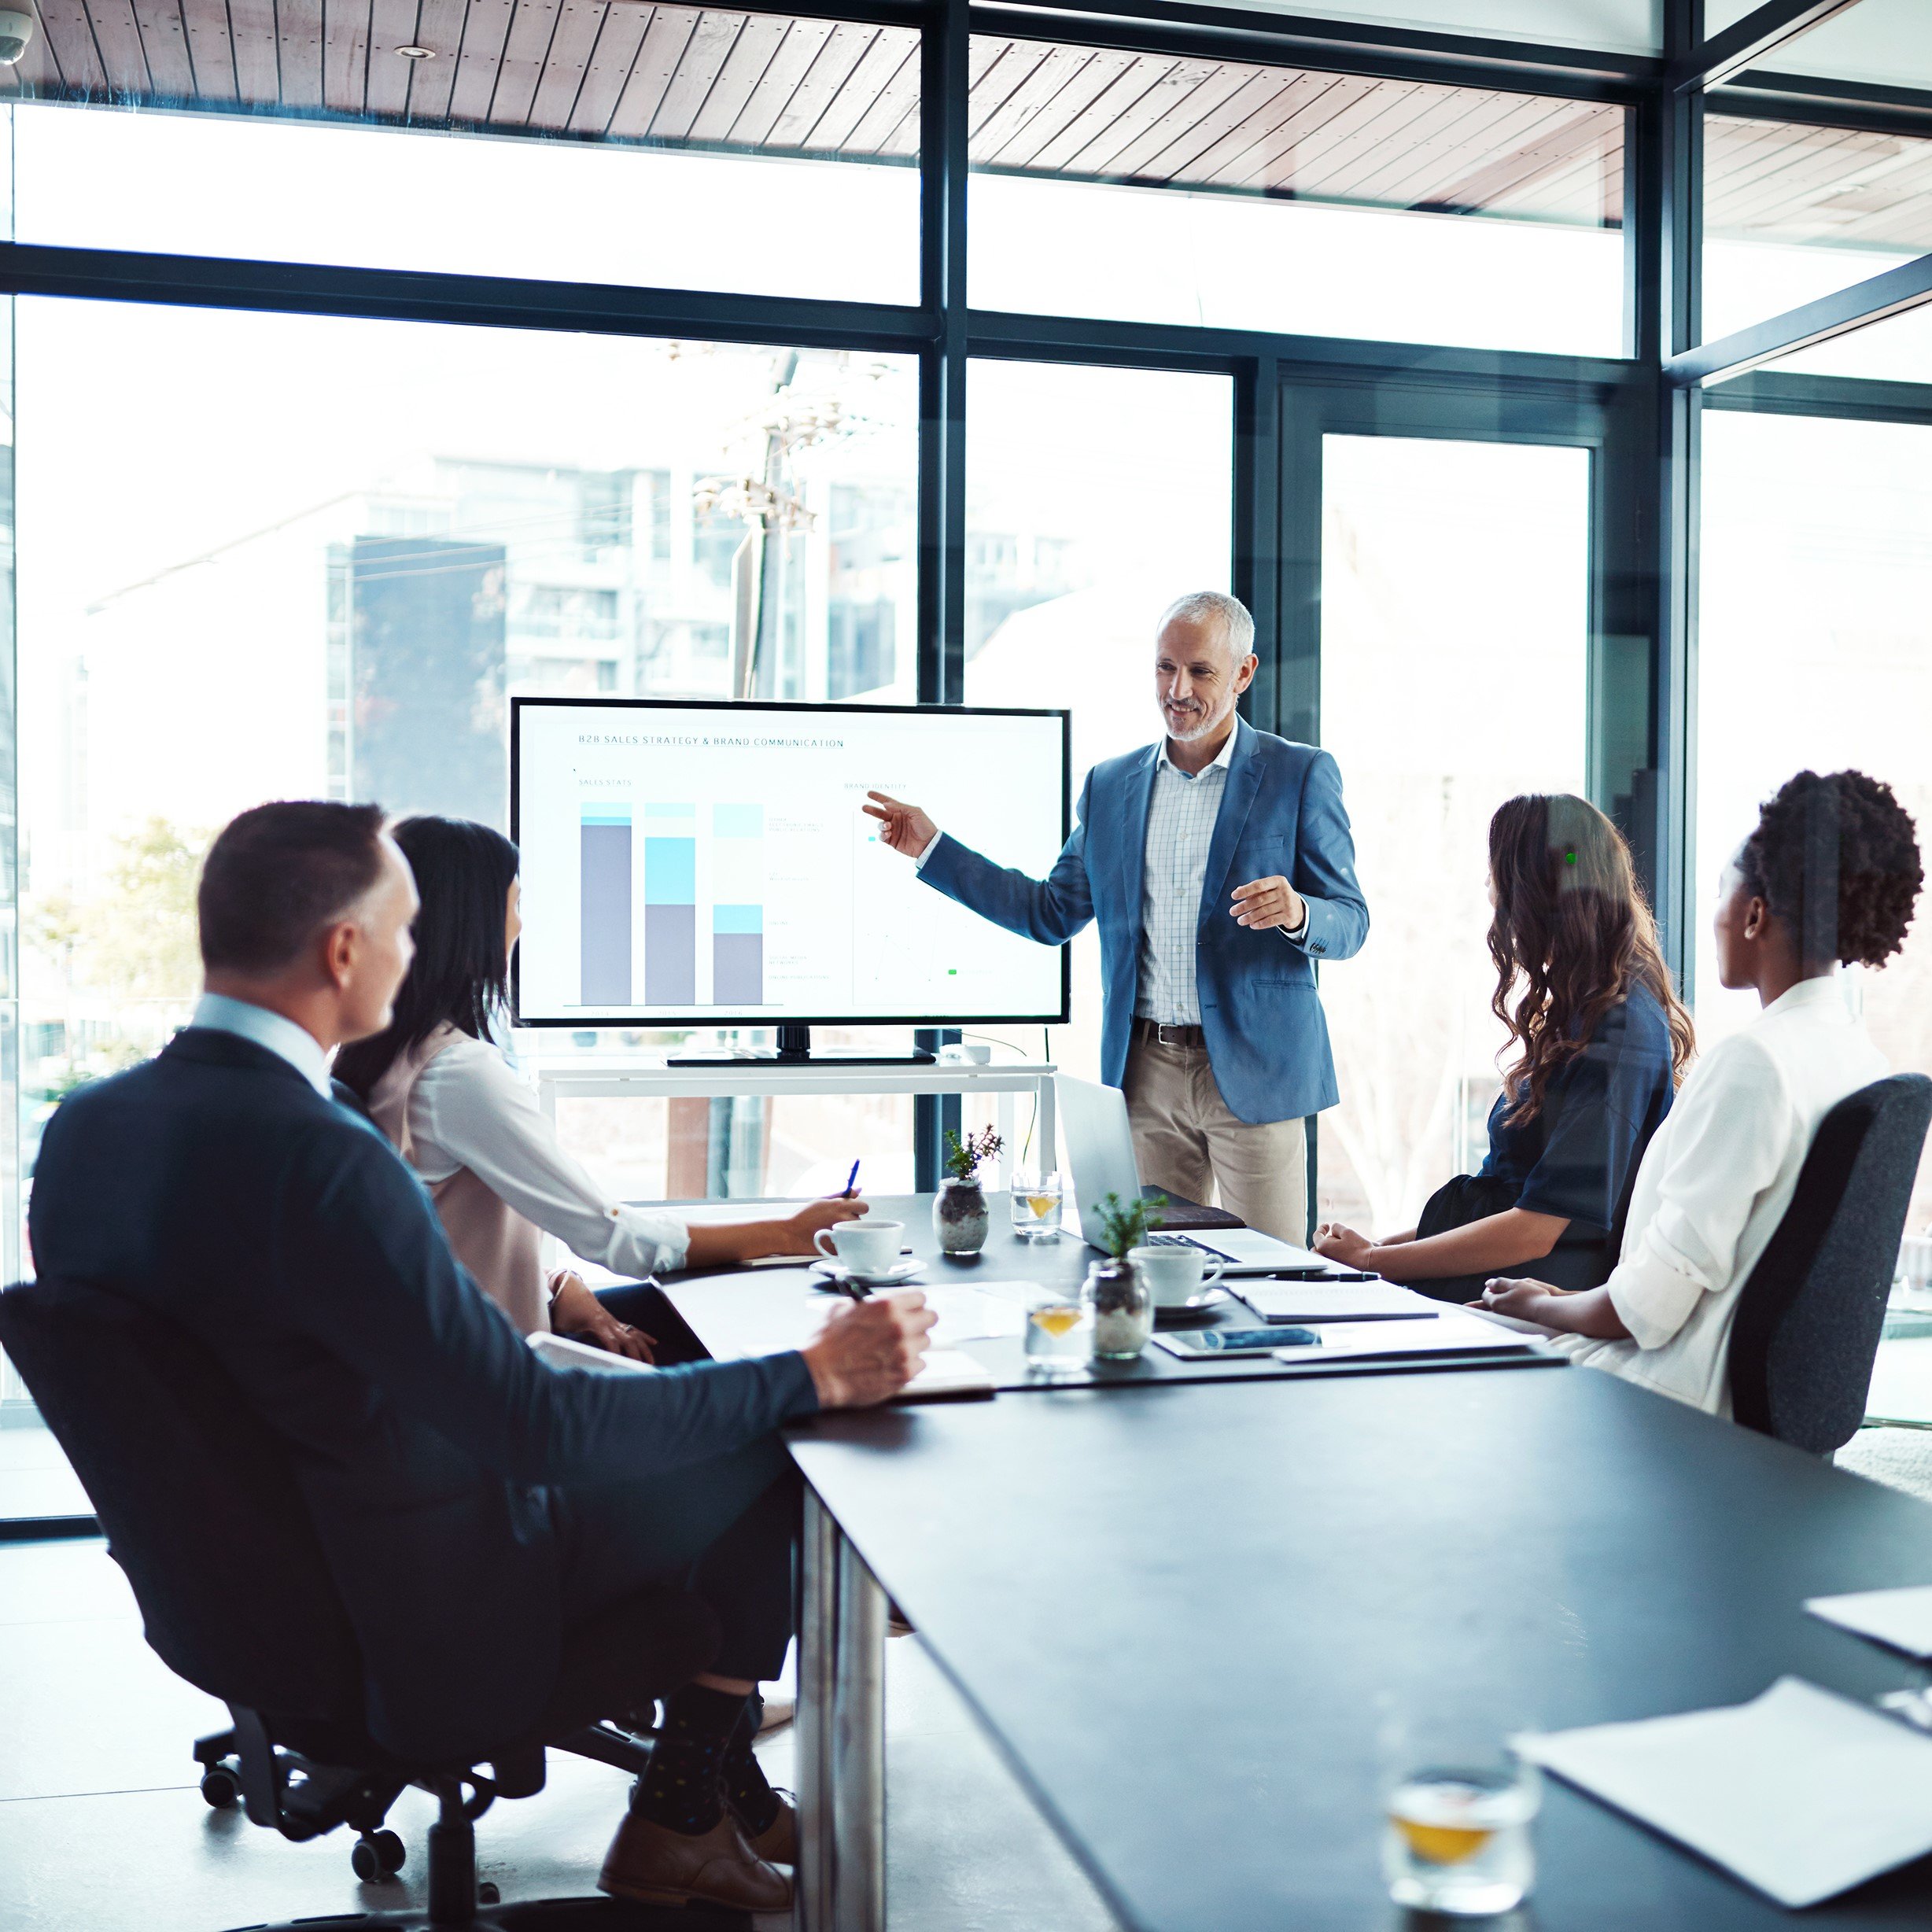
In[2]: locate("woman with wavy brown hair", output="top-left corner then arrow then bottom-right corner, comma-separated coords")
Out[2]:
1314,792 -> 1693,1302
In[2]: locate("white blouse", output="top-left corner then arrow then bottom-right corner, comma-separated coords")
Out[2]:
1550,975 -> 1889,1415
402,1034 -> 691,1281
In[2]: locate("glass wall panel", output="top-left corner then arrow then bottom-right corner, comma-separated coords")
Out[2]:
1762,298 -> 1932,384
13,6 -> 920,304
1713,0 -> 1932,90
1255,2 -> 1657,53
960,359 -> 1232,1103
968,42 -> 1627,356
1696,407 -> 1932,1237
1314,433 -> 1590,1229
16,297 -> 918,1196
1703,112 -> 1932,342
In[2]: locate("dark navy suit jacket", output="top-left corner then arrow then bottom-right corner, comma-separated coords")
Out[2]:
28,1028 -> 817,1761
920,718 -> 1369,1122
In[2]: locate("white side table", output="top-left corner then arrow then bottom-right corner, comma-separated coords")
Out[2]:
526,1057 -> 1057,1188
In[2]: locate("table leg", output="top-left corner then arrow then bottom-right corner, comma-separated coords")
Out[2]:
797,1489 -> 839,1931
831,1532 -> 887,1931
1036,1075 -> 1057,1174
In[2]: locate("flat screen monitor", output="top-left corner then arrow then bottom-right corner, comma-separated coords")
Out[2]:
511,698 -> 1071,1027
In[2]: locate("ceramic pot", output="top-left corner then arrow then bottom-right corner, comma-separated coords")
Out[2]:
935,1176 -> 990,1255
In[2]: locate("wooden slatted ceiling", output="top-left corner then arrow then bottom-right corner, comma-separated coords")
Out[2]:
1,3 -> 1633,230
1705,115 -> 1932,255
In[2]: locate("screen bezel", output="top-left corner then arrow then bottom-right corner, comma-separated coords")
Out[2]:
509,694 -> 1074,1030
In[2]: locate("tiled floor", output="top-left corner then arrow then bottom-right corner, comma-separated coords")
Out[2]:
0,1535 -> 1117,1932
0,1421 -> 92,1520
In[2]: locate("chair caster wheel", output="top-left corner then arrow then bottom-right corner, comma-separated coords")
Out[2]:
199,1767 -> 240,1808
352,1828 -> 406,1880
478,1881 -> 501,1904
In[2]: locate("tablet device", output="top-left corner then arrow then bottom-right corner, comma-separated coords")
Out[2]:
1153,1325 -> 1321,1359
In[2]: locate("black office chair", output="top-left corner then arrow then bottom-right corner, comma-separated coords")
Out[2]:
0,1274 -> 725,1930
1727,1072 -> 1932,1456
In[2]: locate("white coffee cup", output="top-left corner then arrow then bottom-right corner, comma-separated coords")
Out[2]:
1901,1234 -> 1932,1293
814,1219 -> 905,1279
1130,1241 -> 1226,1309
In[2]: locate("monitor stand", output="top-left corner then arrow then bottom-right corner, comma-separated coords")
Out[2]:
666,1025 -> 938,1067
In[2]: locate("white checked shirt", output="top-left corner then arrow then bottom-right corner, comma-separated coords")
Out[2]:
1134,734 -> 1237,1024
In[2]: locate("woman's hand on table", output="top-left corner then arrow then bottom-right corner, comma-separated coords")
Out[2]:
1477,1277 -> 1561,1324
780,1194 -> 869,1252
1311,1222 -> 1377,1270
802,1289 -> 936,1408
550,1270 -> 656,1362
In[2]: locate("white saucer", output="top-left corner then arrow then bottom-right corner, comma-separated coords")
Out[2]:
811,1258 -> 926,1290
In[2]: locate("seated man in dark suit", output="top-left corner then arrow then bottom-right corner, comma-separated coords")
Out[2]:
28,800 -> 934,1913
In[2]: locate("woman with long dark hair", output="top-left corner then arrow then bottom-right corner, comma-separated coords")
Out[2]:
335,815 -> 865,1355
1484,770 -> 1921,1414
1314,793 -> 1693,1302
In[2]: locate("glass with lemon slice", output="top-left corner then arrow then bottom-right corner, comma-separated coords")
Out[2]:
1008,1170 -> 1064,1242
1382,1759 -> 1539,1915
1022,1293 -> 1090,1377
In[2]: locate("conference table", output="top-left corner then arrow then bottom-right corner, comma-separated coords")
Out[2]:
663,1194 -> 1932,1930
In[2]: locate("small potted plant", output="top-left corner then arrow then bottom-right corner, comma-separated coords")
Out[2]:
934,1126 -> 1003,1255
1084,1192 -> 1164,1359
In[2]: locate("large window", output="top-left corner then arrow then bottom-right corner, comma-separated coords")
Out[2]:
12,7 -> 922,304
1702,112 -> 1932,345
1314,432 -> 1591,1230
15,297 -> 917,1184
968,39 -> 1628,356
1697,407 -> 1932,1236
962,359 -> 1233,1095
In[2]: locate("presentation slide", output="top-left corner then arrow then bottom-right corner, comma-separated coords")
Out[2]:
513,699 -> 1070,1024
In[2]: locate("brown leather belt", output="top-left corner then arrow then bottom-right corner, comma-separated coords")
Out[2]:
1133,1017 -> 1206,1049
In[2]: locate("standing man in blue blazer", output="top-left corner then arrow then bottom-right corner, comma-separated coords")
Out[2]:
865,591 -> 1367,1242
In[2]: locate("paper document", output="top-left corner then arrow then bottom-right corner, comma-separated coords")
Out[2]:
1241,1281 -> 1443,1323
1272,1314 -> 1543,1363
1517,1677 -> 1932,1908
1807,1584 -> 1932,1659
919,1285 -> 1029,1347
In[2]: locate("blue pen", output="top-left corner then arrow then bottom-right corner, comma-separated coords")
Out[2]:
842,1160 -> 861,1198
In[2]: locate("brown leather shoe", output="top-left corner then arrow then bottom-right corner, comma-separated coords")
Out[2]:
742,1790 -> 798,1867
598,1808 -> 793,1911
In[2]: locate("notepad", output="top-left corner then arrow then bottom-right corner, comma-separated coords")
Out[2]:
1517,1677 -> 1932,1908
892,1349 -> 996,1402
527,1332 -> 655,1376
1807,1584 -> 1932,1659
1241,1281 -> 1443,1323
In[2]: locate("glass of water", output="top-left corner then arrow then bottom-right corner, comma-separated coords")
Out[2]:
1022,1293 -> 1089,1377
1009,1171 -> 1064,1242
1382,1753 -> 1540,1916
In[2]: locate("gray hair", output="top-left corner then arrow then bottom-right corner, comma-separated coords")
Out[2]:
1158,590 -> 1255,659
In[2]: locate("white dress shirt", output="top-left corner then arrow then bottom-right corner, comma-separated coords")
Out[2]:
1550,975 -> 1888,1415
190,992 -> 332,1097
398,1034 -> 691,1279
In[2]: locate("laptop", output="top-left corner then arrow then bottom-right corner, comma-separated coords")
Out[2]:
1055,1074 -> 1330,1275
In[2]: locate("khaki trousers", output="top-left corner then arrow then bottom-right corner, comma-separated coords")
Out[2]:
1122,1037 -> 1309,1244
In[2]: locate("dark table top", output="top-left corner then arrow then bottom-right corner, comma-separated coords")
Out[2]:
667,1193 -> 1561,1394
787,1365 -> 1932,1930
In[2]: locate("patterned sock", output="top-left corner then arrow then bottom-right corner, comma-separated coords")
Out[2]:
629,1683 -> 747,1835
721,1691 -> 782,1837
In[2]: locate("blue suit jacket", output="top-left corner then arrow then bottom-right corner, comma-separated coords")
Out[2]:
920,718 -> 1368,1123
29,1029 -> 818,1763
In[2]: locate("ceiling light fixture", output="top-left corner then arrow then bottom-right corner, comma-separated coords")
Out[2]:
396,44 -> 433,58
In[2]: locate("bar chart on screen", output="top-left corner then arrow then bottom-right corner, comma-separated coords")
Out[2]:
518,699 -> 1068,1025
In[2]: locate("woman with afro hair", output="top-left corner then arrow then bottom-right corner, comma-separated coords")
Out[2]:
1480,769 -> 1923,1415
